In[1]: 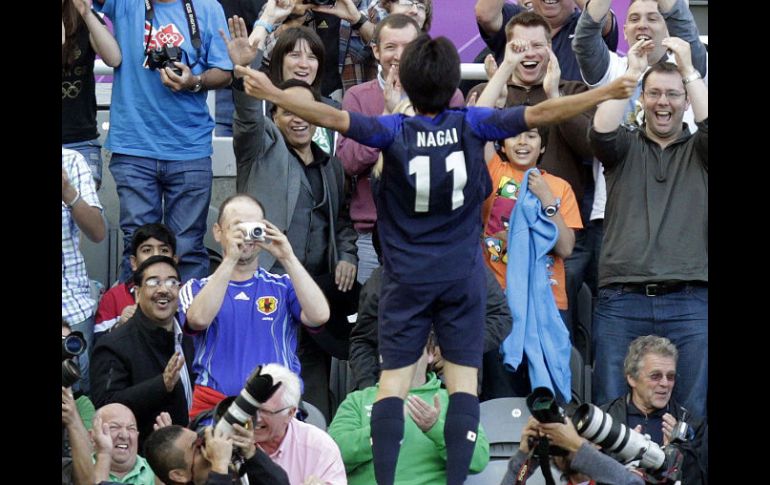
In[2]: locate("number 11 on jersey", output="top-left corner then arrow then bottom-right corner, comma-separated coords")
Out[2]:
408,151 -> 468,212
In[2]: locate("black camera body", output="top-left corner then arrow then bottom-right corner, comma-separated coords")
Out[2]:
525,387 -> 569,457
147,44 -> 183,76
304,0 -> 335,5
526,387 -> 567,424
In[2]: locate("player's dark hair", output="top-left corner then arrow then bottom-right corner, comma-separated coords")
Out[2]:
399,34 -> 460,114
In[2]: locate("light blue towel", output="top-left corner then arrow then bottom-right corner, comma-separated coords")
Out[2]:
501,168 -> 572,402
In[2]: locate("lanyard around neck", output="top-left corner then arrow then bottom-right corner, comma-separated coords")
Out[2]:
143,0 -> 202,68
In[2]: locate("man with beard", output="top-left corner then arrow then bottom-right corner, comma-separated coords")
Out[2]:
179,194 -> 330,419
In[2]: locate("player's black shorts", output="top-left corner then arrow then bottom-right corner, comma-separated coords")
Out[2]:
377,266 -> 487,370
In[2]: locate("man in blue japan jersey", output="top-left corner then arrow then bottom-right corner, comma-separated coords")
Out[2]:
237,35 -> 635,485
179,194 -> 330,420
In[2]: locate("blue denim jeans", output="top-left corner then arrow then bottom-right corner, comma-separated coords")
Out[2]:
110,154 -> 212,283
70,315 -> 95,396
592,285 -> 708,418
63,138 -> 103,189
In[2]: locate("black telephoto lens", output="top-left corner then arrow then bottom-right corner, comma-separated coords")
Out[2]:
62,359 -> 81,388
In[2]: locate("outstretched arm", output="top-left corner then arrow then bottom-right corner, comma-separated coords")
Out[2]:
238,65 -> 351,133
524,70 -> 636,128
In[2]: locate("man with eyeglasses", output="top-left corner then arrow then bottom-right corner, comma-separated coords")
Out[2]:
91,255 -> 195,452
590,37 -> 708,418
248,363 -> 346,484
600,336 -> 708,485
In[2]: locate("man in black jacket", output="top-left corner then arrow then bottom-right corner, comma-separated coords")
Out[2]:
90,255 -> 194,451
600,335 -> 708,484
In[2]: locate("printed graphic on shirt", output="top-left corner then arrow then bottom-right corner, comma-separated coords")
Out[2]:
143,23 -> 186,69
234,291 -> 250,301
485,175 -> 521,265
486,176 -> 519,236
257,296 -> 278,315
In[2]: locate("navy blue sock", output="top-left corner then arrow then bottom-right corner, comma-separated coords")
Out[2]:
444,392 -> 480,485
370,396 -> 405,485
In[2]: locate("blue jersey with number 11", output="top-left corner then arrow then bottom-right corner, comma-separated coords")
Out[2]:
346,106 -> 528,284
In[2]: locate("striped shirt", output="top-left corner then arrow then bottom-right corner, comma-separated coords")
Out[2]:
62,148 -> 103,324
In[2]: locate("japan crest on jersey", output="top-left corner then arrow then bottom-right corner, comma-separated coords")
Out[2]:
256,296 -> 278,315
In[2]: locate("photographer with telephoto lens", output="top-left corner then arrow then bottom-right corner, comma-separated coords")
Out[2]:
596,336 -> 708,485
145,364 -> 289,484
500,389 -> 644,485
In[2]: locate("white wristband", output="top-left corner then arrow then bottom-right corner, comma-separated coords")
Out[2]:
66,190 -> 81,209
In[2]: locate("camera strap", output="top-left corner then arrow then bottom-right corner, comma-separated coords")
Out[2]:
143,0 -> 202,68
536,438 -> 557,485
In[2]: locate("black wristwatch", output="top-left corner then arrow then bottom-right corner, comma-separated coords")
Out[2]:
190,75 -> 203,93
543,198 -> 561,217
351,12 -> 368,30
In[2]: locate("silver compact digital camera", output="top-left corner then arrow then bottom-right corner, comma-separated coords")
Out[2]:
238,222 -> 266,242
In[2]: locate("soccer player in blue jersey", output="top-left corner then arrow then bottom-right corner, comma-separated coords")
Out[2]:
237,35 -> 635,485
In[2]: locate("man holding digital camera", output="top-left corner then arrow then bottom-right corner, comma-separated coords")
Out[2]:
93,0 -> 232,283
180,194 -> 330,419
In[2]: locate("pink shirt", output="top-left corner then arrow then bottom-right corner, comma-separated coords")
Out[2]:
262,419 -> 348,485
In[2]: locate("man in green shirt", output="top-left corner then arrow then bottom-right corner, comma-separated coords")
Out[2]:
328,336 -> 490,484
92,403 -> 156,485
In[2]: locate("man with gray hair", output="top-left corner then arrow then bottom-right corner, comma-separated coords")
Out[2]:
599,335 -> 707,485
253,363 -> 347,484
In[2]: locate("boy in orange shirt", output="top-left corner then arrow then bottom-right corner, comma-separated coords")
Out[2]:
481,127 -> 582,315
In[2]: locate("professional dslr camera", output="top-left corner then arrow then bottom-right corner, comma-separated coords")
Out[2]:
214,365 -> 282,438
574,403 -> 687,483
238,222 -> 267,242
62,331 -> 87,387
526,387 -> 569,457
147,44 -> 183,76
